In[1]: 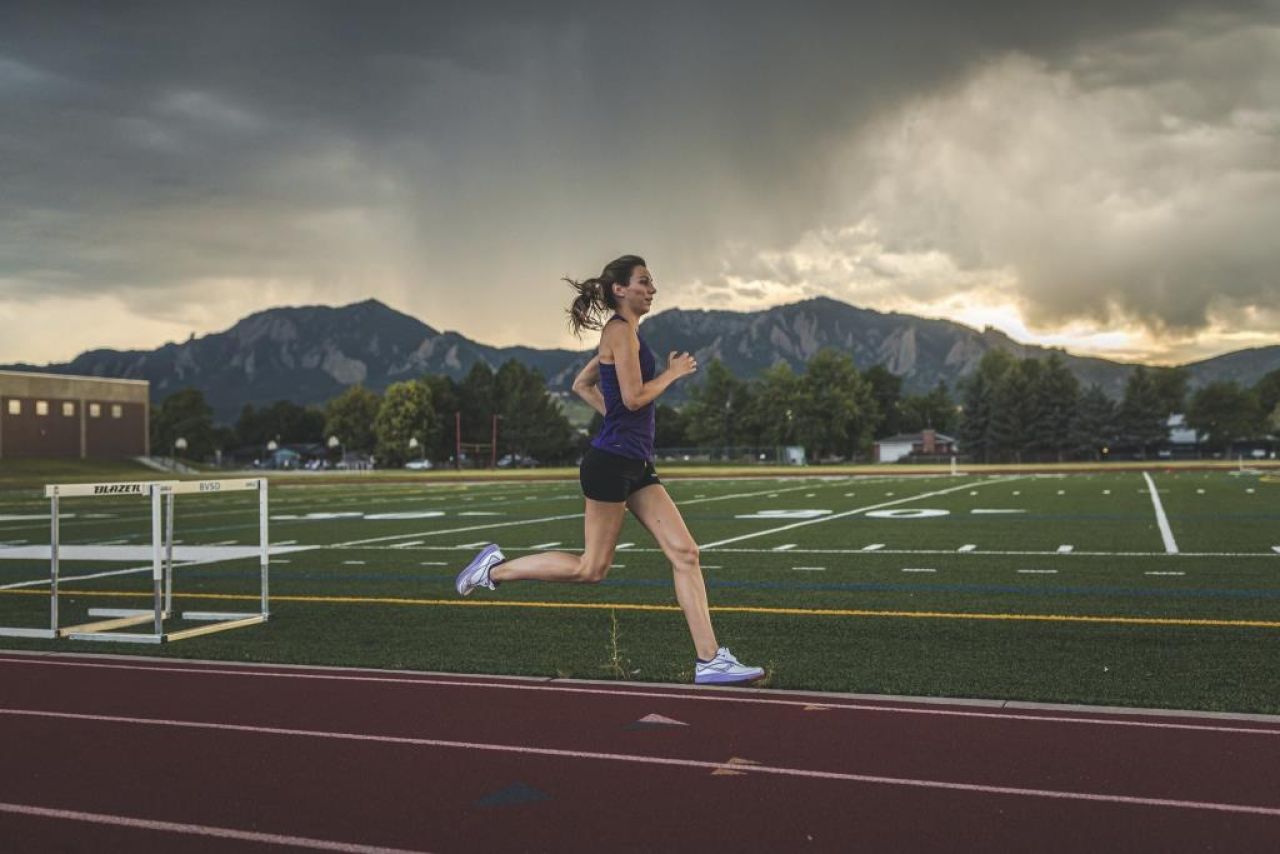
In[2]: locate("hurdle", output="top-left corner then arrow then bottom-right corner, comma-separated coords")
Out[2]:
0,477 -> 270,644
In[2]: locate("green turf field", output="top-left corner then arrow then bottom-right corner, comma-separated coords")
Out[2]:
2,468 -> 1278,713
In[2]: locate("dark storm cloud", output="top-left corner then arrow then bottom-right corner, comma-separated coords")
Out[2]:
0,0 -> 1274,358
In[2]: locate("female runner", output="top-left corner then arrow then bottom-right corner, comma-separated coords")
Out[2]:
455,255 -> 763,684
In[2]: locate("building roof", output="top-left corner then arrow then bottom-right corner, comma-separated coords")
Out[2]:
876,432 -> 958,444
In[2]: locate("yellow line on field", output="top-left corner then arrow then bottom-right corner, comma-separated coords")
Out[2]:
5,588 -> 1280,629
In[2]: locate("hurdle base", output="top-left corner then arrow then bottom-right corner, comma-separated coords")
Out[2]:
66,614 -> 267,644
62,612 -> 169,635
67,631 -> 163,644
0,628 -> 58,639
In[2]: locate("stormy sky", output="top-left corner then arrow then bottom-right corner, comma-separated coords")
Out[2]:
1,1 -> 1277,365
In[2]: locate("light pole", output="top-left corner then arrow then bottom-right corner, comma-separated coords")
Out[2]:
173,436 -> 187,466
408,435 -> 424,465
328,434 -> 342,468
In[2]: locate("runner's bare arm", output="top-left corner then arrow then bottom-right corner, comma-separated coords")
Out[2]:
572,356 -> 606,416
602,322 -> 697,411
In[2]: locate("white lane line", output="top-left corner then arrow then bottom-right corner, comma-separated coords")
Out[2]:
616,543 -> 635,550
791,566 -> 826,572
958,544 -> 976,553
901,568 -> 936,573
333,482 -> 822,549
861,544 -> 885,552
420,561 -> 447,566
701,477 -> 1021,551
1018,570 -> 1058,575
772,544 -> 797,551
457,541 -> 488,548
390,541 -> 425,549
1142,472 -> 1179,555
274,540 -> 298,546
205,540 -> 238,546
1146,571 -> 1186,576
4,710 -> 1280,820
8,657 -> 1280,733
342,560 -> 366,566
530,542 -> 561,549
1057,545 -> 1074,554
971,509 -> 1026,515
0,801 -> 425,854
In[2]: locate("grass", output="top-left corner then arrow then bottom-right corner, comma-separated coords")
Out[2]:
1,465 -> 1278,713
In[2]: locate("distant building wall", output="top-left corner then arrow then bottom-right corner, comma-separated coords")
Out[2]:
0,371 -> 149,460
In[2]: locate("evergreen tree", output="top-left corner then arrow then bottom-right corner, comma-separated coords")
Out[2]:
899,381 -> 955,434
421,374 -> 460,463
960,350 -> 1015,463
493,360 -> 576,463
1118,367 -> 1167,458
683,360 -> 746,449
235,401 -> 324,447
1036,355 -> 1081,462
1151,366 -> 1191,416
654,404 -> 689,450
1069,384 -> 1117,460
863,364 -> 903,438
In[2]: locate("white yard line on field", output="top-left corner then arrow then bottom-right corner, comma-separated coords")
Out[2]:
1142,472 -> 1179,555
700,477 -> 1021,551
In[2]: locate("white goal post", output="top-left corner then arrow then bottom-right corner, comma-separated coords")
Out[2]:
0,477 -> 270,644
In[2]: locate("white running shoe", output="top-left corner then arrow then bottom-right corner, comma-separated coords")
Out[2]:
455,543 -> 504,596
694,647 -> 764,685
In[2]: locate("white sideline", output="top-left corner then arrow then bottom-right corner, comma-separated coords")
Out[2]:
1142,472 -> 1179,555
3,707 -> 1279,819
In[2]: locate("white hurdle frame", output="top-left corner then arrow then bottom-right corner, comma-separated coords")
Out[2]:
0,478 -> 270,644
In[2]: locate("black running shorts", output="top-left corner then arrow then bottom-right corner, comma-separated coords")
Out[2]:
579,446 -> 662,503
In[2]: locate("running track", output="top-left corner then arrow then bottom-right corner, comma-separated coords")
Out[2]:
1,652 -> 1278,852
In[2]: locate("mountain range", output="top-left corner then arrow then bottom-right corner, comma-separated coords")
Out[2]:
6,297 -> 1278,423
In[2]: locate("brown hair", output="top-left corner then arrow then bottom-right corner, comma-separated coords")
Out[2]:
564,254 -> 647,336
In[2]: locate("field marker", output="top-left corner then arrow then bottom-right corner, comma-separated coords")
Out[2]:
458,512 -> 502,517
1012,491 -> 1021,496
971,509 -> 1026,515
420,561 -> 447,566
1142,472 -> 1179,555
530,542 -> 561,550
958,544 -> 976,553
772,544 -> 798,551
206,540 -> 238,546
1057,490 -> 1065,495
390,541 -> 425,549
1197,489 -> 1205,494
458,541 -> 488,548
1103,490 -> 1111,495
610,564 -> 626,569
791,566 -> 826,572
969,491 -> 978,496
274,540 -> 298,546
885,492 -> 895,496
616,543 -> 635,550
1273,547 -> 1280,555
1247,488 -> 1255,494
1057,545 -> 1074,554
805,493 -> 816,498
701,477 -> 1021,551
861,544 -> 885,552
901,568 -> 936,573
1018,569 -> 1058,574
342,560 -> 366,565
1145,571 -> 1186,576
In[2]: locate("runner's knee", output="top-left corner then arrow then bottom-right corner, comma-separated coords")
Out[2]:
669,540 -> 700,573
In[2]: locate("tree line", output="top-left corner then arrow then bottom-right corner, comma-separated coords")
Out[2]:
151,360 -> 579,466
151,348 -> 1280,466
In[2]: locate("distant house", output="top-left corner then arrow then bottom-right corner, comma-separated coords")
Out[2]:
874,429 -> 958,463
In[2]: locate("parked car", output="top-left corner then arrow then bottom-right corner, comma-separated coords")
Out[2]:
497,454 -> 539,468
404,459 -> 433,470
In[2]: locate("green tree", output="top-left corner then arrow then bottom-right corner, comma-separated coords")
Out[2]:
375,380 -> 436,467
1069,384 -> 1117,460
989,358 -> 1040,463
1035,355 -> 1081,462
960,350 -> 1015,463
746,362 -> 801,447
1253,369 -> 1280,429
323,385 -> 380,453
683,360 -> 748,449
1118,366 -> 1167,458
458,362 -> 497,446
235,401 -> 324,447
493,360 -> 576,463
899,381 -> 955,434
654,404 -> 689,449
1151,366 -> 1191,416
421,374 -> 461,463
151,388 -> 217,460
794,349 -> 877,461
864,364 -> 903,438
1186,382 -> 1262,452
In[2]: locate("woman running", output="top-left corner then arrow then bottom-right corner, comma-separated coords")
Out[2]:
455,255 -> 764,685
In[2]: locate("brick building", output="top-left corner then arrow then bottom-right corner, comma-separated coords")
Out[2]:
0,371 -> 150,459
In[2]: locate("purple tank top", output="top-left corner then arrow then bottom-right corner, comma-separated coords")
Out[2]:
591,318 -> 657,461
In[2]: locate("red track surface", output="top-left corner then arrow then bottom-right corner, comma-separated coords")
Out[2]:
1,651 -> 1278,852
